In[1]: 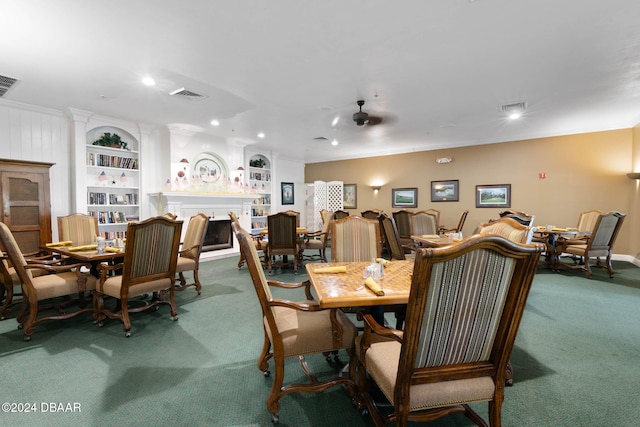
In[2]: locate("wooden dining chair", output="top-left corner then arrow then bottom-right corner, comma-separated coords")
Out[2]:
0,222 -> 97,340
409,210 -> 439,236
440,210 -> 469,235
301,209 -> 332,263
332,209 -> 350,220
392,209 -> 414,248
498,209 -> 536,226
175,213 -> 208,294
475,217 -> 535,244
266,212 -> 300,274
57,213 -> 99,244
353,235 -> 543,427
331,216 -> 380,262
234,222 -> 357,424
93,216 -> 183,337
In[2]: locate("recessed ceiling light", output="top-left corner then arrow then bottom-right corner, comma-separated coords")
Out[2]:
331,138 -> 339,146
331,116 -> 340,127
257,132 -> 265,139
210,119 -> 220,126
142,76 -> 155,86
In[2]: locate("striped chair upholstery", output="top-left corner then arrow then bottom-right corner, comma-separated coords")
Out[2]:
410,211 -> 438,236
57,213 -> 99,244
233,222 -> 357,423
331,216 -> 380,262
354,235 -> 543,426
475,217 -> 534,244
175,213 -> 208,294
94,216 -> 183,337
392,209 -> 413,247
0,222 -> 97,340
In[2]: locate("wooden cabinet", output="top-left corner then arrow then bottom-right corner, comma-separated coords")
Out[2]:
0,158 -> 53,253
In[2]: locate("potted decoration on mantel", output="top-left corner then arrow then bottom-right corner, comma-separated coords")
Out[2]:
249,158 -> 266,168
92,132 -> 129,150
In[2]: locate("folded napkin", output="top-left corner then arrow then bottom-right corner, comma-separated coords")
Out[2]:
67,244 -> 98,252
45,241 -> 73,247
364,277 -> 384,296
420,234 -> 441,239
104,247 -> 123,253
566,227 -> 578,232
313,266 -> 347,274
375,258 -> 392,267
552,227 -> 568,232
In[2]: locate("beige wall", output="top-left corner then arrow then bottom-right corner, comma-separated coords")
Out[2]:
306,129 -> 635,256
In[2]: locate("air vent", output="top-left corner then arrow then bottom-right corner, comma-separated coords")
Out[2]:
500,102 -> 527,112
0,74 -> 18,97
312,137 -> 329,141
169,87 -> 208,99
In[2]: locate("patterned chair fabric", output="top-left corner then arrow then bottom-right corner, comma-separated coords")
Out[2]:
354,235 -> 543,426
175,213 -> 208,294
266,212 -> 300,273
560,211 -> 626,278
57,213 -> 99,244
0,222 -> 97,340
475,217 -> 534,244
410,211 -> 438,236
331,216 -> 380,262
233,221 -> 357,424
93,216 -> 183,337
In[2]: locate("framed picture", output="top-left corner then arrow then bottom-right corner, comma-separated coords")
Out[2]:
392,187 -> 418,208
343,184 -> 357,209
475,184 -> 511,208
431,180 -> 459,202
281,182 -> 294,205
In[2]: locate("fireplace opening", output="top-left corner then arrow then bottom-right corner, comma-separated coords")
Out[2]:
202,219 -> 233,252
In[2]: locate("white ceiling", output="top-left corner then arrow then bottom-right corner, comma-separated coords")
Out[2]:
2,0 -> 640,163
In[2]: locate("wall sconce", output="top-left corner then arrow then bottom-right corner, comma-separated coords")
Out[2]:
627,172 -> 640,180
371,186 -> 381,192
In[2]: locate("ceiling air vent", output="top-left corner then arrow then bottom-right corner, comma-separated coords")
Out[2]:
500,102 -> 527,112
0,75 -> 19,97
169,87 -> 208,100
312,137 -> 329,141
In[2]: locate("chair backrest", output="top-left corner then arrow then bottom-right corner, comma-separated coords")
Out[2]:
228,211 -> 239,223
498,209 -> 535,226
331,216 -> 380,262
410,211 -> 438,236
163,212 -> 178,220
392,210 -> 413,239
320,209 -> 333,226
585,211 -> 626,255
0,222 -> 34,282
267,212 -> 298,252
120,216 -> 182,288
395,235 -> 542,416
57,213 -> 99,244
282,210 -> 300,226
361,209 -> 383,220
576,209 -> 605,232
422,209 -> 440,227
475,217 -> 534,244
453,210 -> 469,233
333,210 -> 350,220
378,214 -> 405,260
181,213 -> 208,260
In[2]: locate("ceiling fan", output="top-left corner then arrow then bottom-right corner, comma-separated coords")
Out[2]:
352,99 -> 386,126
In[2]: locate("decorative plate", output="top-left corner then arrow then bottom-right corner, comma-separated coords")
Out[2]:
193,153 -> 228,183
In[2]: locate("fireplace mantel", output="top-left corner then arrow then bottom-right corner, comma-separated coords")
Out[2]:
148,192 -> 258,260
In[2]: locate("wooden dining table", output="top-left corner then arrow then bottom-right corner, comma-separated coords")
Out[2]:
533,227 -> 590,269
305,260 -> 414,308
41,242 -> 125,276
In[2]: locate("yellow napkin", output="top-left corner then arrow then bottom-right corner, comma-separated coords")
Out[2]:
314,266 -> 347,274
375,258 -> 392,267
67,244 -> 98,252
420,234 -> 441,239
364,277 -> 384,296
566,227 -> 578,232
45,241 -> 73,247
552,227 -> 568,232
105,247 -> 123,253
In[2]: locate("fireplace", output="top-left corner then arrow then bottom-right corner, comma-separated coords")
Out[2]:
202,219 -> 233,252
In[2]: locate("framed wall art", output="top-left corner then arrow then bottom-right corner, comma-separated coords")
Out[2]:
475,184 -> 511,208
281,182 -> 295,205
392,187 -> 418,208
343,184 -> 357,209
431,180 -> 459,202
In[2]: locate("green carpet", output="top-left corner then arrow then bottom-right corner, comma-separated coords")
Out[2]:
1,255 -> 639,426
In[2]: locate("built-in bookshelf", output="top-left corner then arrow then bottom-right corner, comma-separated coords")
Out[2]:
248,154 -> 271,233
85,127 -> 140,239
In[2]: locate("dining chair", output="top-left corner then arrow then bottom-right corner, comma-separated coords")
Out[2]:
57,213 -> 99,244
301,209 -> 332,263
560,209 -> 605,246
0,222 -> 97,340
93,216 -> 183,337
361,209 -> 383,219
332,209 -> 350,220
392,209 -> 414,248
409,210 -> 439,236
558,210 -> 626,278
175,213 -> 208,294
439,210 -> 468,235
229,212 -> 267,269
282,209 -> 301,226
498,209 -> 535,226
378,214 -> 413,262
331,215 -> 381,262
266,211 -> 300,274
475,217 -> 535,244
234,222 -> 357,424
353,234 -> 543,427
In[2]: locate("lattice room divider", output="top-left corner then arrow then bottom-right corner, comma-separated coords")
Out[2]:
305,180 -> 343,231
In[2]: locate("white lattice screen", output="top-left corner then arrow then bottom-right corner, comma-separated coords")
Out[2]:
305,180 -> 343,231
